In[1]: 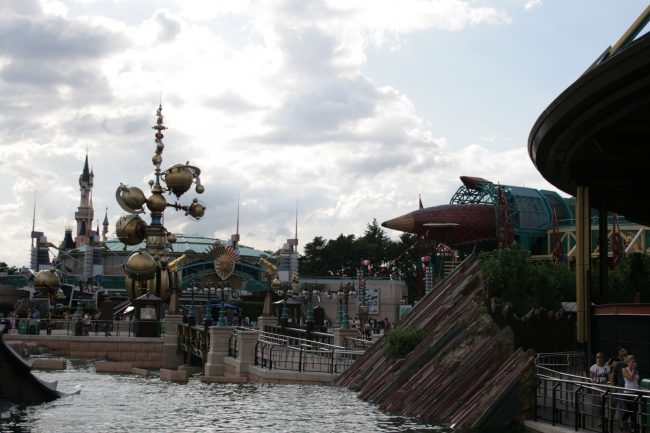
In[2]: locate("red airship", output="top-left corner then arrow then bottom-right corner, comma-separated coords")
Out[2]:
381,176 -> 498,252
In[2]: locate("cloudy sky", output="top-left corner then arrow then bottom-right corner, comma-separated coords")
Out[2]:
0,0 -> 647,266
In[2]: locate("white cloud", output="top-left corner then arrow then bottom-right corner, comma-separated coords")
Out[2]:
0,0 -> 552,268
524,0 -> 542,11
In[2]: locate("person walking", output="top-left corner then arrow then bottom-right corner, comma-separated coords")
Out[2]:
621,355 -> 641,430
589,352 -> 610,427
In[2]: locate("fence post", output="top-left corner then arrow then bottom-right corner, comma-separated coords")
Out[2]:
601,390 -> 608,433
553,382 -> 560,426
575,384 -> 583,431
254,342 -> 259,366
633,394 -> 641,433
269,346 -> 274,370
298,348 -> 302,373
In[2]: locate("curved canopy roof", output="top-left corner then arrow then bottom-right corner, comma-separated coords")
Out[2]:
528,15 -> 650,226
70,234 -> 275,260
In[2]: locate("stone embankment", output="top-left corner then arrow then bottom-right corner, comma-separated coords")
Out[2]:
4,335 -> 163,368
335,255 -> 538,429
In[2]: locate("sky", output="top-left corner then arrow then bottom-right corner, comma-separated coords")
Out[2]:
0,0 -> 648,267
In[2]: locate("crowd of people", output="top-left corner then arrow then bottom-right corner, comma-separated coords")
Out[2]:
589,346 -> 641,430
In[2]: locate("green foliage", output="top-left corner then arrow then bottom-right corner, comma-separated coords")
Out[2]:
384,327 -> 427,358
478,243 -> 575,316
0,262 -> 18,275
607,253 -> 650,303
299,220 -> 419,302
230,301 -> 264,321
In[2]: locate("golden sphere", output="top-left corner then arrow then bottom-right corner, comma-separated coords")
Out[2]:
160,256 -> 169,267
189,203 -> 205,219
34,268 -> 60,296
115,215 -> 147,246
146,193 -> 167,212
164,165 -> 194,198
152,154 -> 162,165
195,185 -> 205,194
272,276 -> 282,289
123,251 -> 157,281
120,186 -> 147,211
167,233 -> 177,243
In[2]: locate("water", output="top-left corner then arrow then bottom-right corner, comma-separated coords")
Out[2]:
1,358 -> 448,433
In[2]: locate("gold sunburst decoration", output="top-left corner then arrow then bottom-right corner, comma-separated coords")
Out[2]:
214,246 -> 241,280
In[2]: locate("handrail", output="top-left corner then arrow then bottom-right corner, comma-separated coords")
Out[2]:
538,376 -> 650,397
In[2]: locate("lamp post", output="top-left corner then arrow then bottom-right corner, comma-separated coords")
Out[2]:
217,281 -> 231,327
302,282 -> 319,339
185,280 -> 199,327
273,277 -> 297,332
338,282 -> 357,330
203,281 -> 216,325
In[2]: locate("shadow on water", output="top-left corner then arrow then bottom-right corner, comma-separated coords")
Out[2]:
0,358 -> 518,433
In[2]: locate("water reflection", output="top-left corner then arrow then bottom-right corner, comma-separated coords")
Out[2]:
1,359 -> 448,433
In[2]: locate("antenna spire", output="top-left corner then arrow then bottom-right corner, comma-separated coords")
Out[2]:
295,199 -> 298,240
31,191 -> 36,247
236,193 -> 240,236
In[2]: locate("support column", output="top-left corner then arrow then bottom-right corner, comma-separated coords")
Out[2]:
235,331 -> 259,373
204,326 -> 234,377
256,315 -> 276,333
333,327 -> 358,348
599,189 -> 608,303
576,186 -> 591,355
162,314 -> 185,369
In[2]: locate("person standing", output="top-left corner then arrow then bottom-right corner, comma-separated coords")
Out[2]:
621,355 -> 641,430
610,349 -> 629,427
589,352 -> 610,427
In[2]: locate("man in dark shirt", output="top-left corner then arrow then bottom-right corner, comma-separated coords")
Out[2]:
610,351 -> 629,428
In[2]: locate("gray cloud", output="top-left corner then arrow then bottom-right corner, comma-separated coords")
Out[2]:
203,90 -> 264,114
153,9 -> 181,43
0,0 -> 43,16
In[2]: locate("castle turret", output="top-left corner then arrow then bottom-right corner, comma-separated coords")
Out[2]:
102,208 -> 109,241
74,154 -> 94,247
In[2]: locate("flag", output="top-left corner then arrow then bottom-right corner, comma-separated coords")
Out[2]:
419,195 -> 423,210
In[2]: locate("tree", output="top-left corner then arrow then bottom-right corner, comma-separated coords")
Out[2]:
478,243 -> 575,316
0,262 -> 18,275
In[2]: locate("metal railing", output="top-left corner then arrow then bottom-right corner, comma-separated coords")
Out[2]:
536,352 -> 586,377
344,337 -> 373,350
254,341 -> 363,374
263,324 -> 334,345
536,376 -> 650,433
228,334 -> 238,358
177,323 -> 210,359
4,319 -> 165,337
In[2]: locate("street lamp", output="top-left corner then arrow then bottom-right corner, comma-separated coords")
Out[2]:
338,282 -> 357,330
302,281 -> 319,337
216,281 -> 232,327
274,276 -> 297,330
203,281 -> 216,325
185,279 -> 200,327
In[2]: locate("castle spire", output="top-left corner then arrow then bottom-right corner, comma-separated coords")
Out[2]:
82,153 -> 90,182
102,207 -> 109,241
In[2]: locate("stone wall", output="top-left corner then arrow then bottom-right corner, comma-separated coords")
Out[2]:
4,335 -> 163,368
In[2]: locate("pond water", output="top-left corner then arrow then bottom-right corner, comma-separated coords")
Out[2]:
0,358 -> 450,433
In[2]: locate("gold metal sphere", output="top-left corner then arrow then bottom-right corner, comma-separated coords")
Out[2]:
160,256 -> 169,267
115,215 -> 147,246
146,193 -> 167,212
189,203 -> 205,219
195,185 -> 205,194
120,186 -> 147,211
167,233 -> 177,243
272,276 -> 282,289
163,165 -> 195,199
34,268 -> 60,296
123,251 -> 157,281
152,154 -> 162,165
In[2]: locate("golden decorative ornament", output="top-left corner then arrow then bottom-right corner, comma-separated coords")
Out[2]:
123,251 -> 157,281
146,193 -> 167,212
188,202 -> 205,219
213,246 -> 240,280
115,215 -> 147,246
163,164 -> 199,198
33,268 -> 61,297
167,233 -> 177,243
117,185 -> 147,213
